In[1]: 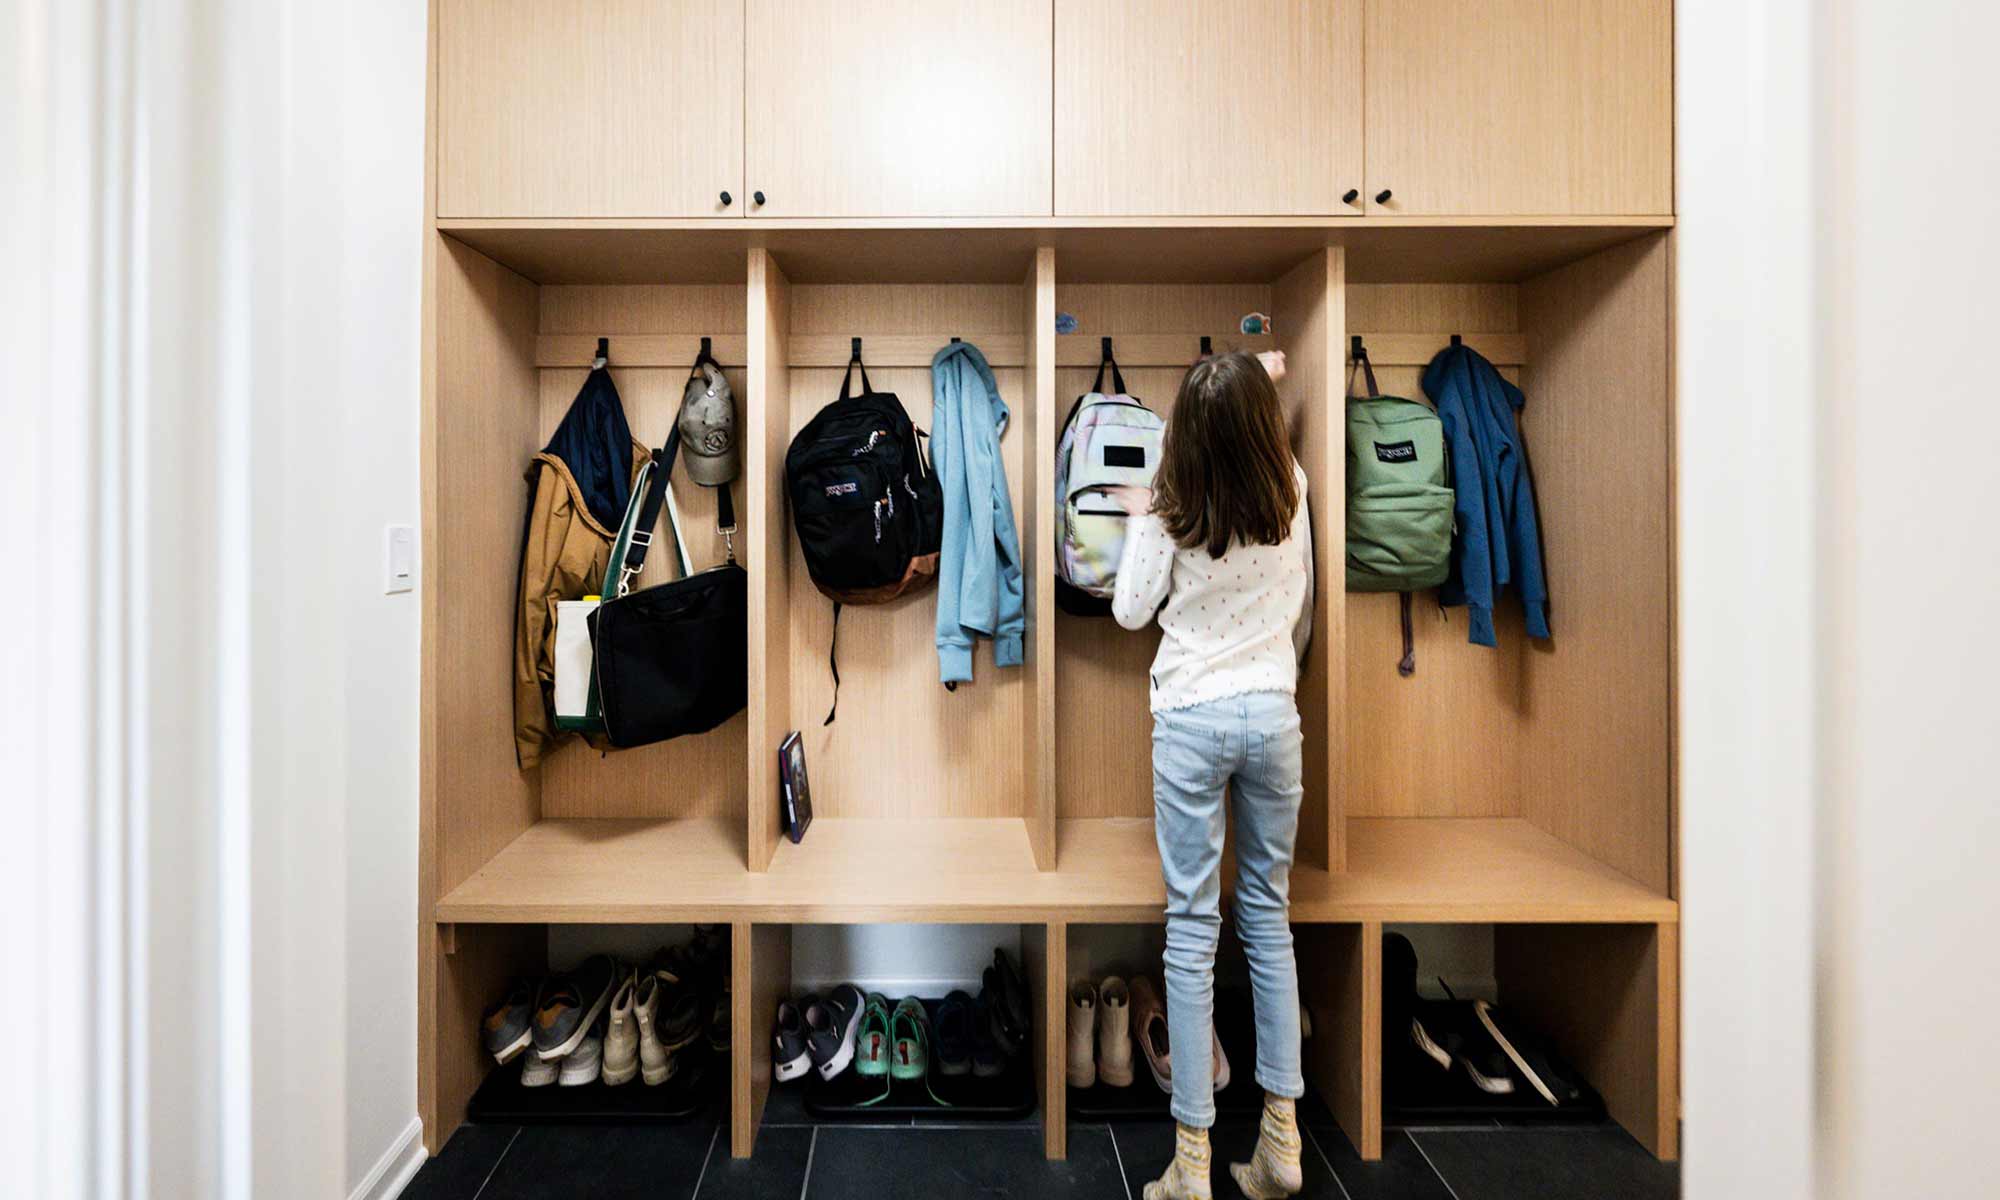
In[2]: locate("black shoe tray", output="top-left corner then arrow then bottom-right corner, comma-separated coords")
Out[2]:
1068,989 -> 1271,1121
466,1043 -> 723,1124
803,997 -> 1037,1120
1385,1002 -> 1607,1124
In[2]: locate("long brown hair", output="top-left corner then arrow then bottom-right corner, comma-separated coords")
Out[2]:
1151,351 -> 1299,558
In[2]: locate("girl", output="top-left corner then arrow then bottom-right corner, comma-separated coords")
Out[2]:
1111,350 -> 1312,1200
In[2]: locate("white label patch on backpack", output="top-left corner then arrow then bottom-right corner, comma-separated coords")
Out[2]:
824,481 -> 860,497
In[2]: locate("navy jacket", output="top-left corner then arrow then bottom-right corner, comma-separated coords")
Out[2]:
542,365 -> 635,533
1422,344 -> 1550,646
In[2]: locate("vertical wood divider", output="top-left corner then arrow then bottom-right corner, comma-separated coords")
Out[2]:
1300,921 -> 1381,1160
1026,920 -> 1067,1159
1024,247 -> 1059,868
732,922 -> 793,1158
746,249 -> 793,872
1273,246 -> 1347,872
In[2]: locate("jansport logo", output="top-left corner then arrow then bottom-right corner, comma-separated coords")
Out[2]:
823,481 -> 860,497
1374,440 -> 1417,463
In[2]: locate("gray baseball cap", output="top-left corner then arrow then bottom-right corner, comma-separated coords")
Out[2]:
677,362 -> 738,486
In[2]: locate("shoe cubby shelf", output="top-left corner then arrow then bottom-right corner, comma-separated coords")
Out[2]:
435,816 -> 1674,926
422,223 -> 1678,1171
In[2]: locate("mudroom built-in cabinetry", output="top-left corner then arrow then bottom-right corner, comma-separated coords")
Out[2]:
418,0 -> 1681,1176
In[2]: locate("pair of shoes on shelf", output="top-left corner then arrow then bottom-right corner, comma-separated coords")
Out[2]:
774,983 -> 867,1082
1129,975 -> 1230,1095
495,954 -> 617,1088
1066,976 -> 1136,1088
853,993 -> 950,1106
1382,933 -> 1582,1106
658,925 -> 731,1056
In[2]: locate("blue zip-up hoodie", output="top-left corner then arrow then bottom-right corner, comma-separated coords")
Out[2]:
930,341 -> 1025,684
1423,343 -> 1551,647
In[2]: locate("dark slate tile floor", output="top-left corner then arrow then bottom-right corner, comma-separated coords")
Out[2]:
403,1108 -> 1678,1199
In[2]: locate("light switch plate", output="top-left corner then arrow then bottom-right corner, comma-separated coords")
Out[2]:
384,524 -> 416,594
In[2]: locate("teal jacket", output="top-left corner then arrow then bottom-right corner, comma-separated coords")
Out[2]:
930,341 -> 1025,684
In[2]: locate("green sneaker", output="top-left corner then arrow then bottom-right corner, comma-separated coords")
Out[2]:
854,993 -> 894,1078
890,997 -> 930,1081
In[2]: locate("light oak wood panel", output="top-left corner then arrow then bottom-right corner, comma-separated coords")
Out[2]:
1518,235 -> 1673,893
1496,922 -> 1679,1160
1363,0 -> 1673,216
437,0 -> 742,218
1342,284 -> 1531,819
1024,250 -> 1059,869
440,220 -> 1674,287
436,815 -> 1675,924
732,923 -> 793,1158
434,237 -> 543,890
744,0 -> 1052,217
1023,922 -> 1065,1158
1276,249 -> 1342,871
783,286 -> 1030,819
430,923 -> 543,1156
1055,0 -> 1362,216
419,6 -> 444,1142
1298,922 -> 1381,1160
747,251 -> 794,871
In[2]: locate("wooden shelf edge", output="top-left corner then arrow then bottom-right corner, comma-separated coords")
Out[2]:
432,814 -> 1674,927
438,214 -> 1676,233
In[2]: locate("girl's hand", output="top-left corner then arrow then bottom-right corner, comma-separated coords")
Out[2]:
1106,485 -> 1152,516
1257,350 -> 1287,382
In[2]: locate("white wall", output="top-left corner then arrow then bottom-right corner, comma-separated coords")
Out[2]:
336,2 -> 427,1197
1814,4 -> 2000,1197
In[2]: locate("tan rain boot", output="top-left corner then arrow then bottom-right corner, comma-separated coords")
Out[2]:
1067,980 -> 1098,1088
1097,976 -> 1135,1087
601,969 -> 639,1085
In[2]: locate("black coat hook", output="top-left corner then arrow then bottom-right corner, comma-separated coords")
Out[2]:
1200,335 -> 1213,357
1350,334 -> 1366,360
1450,333 -> 1463,348
1101,336 -> 1114,361
950,336 -> 961,343
850,336 -> 862,360
594,336 -> 609,366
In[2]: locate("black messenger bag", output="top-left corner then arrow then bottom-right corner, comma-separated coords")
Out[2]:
589,426 -> 748,748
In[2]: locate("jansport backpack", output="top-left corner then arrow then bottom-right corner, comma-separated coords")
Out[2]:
786,344 -> 944,719
1345,339 -> 1453,676
1054,349 -> 1165,617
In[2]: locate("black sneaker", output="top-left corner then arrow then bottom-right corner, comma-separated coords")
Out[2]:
971,990 -> 1005,1077
934,990 -> 976,1076
986,953 -> 1030,1056
481,978 -> 536,1064
807,984 -> 866,1079
774,995 -> 816,1082
531,955 -> 618,1061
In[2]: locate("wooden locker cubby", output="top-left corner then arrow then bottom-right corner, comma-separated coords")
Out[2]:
419,224 -> 1679,1167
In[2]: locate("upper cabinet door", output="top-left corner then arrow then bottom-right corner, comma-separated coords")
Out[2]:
745,1 -> 1053,218
437,0 -> 744,219
1055,1 -> 1363,217
1364,0 -> 1673,216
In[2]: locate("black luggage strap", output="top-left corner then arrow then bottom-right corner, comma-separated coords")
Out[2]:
1346,335 -> 1380,400
618,427 -> 737,596
823,603 -> 842,726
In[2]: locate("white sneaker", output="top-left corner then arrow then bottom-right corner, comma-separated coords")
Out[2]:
602,971 -> 639,1086
520,1053 -> 558,1088
558,1035 -> 603,1087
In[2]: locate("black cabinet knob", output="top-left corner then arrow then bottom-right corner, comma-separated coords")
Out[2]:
1375,189 -> 1393,205
1343,188 -> 1360,205
753,190 -> 766,206
720,191 -> 732,206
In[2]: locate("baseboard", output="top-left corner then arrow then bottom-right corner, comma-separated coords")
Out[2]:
349,1116 -> 426,1200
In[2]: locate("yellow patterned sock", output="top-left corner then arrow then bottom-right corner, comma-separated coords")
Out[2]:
1228,1095 -> 1304,1199
1142,1122 -> 1212,1200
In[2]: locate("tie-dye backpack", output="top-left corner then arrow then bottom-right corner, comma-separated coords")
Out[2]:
1054,354 -> 1166,616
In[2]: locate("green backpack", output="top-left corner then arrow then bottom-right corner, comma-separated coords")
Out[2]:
1345,343 -> 1453,674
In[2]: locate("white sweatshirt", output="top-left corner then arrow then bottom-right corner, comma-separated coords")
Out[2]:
1111,463 -> 1314,714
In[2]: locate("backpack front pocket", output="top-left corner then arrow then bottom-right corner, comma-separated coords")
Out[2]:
1346,483 -> 1455,591
791,459 -> 908,591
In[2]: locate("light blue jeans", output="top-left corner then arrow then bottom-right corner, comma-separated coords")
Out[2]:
1153,691 -> 1306,1127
